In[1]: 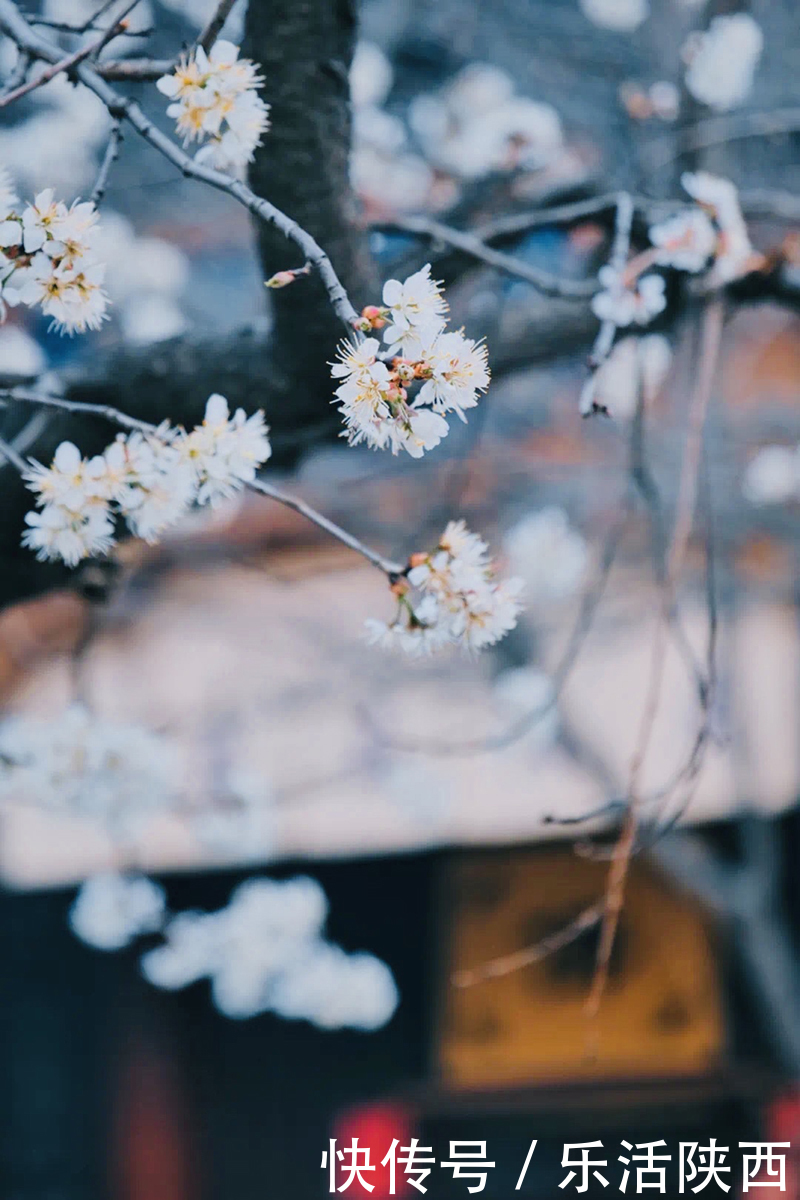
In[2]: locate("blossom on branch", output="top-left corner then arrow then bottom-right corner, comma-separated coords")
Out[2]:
591,265 -> 666,327
22,395 -> 272,564
366,520 -> 523,655
332,267 -> 490,455
649,208 -> 716,273
157,39 -> 270,172
0,182 -> 109,334
681,171 -> 762,284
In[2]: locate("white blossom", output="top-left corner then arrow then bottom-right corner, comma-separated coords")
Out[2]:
592,266 -> 666,327
0,184 -> 109,335
382,264 -> 448,356
70,873 -> 166,951
742,445 -> 800,506
0,704 -> 179,836
683,14 -> 763,112
157,39 -> 270,172
681,171 -> 758,284
579,0 -> 649,32
591,334 -> 673,419
349,41 -> 393,109
416,331 -> 490,420
649,208 -> 716,273
181,393 -> 272,506
21,395 -> 272,563
22,502 -> 116,566
141,876 -> 398,1029
503,507 -> 587,602
369,520 -> 523,656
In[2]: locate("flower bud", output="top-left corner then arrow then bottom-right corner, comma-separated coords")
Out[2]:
265,270 -> 299,289
360,304 -> 388,330
408,552 -> 428,568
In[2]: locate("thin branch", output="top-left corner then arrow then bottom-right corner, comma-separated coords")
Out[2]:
196,0 -> 237,54
248,478 -> 404,576
648,107 -> 800,170
90,119 -> 123,205
0,432 -> 28,473
2,386 -> 157,433
453,902 -> 605,988
0,20 -> 119,107
386,213 -> 598,300
0,1 -> 360,332
94,56 -> 173,79
585,296 -> 724,1024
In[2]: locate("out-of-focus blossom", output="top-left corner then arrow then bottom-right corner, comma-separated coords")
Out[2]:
683,14 -> 763,112
70,872 -> 166,951
681,171 -> 761,284
580,0 -> 649,33
0,324 -> 47,378
743,445 -> 800,506
592,266 -> 666,327
141,876 -> 398,1029
650,209 -> 716,273
0,704 -> 179,837
592,334 -> 673,419
503,507 -> 587,602
350,41 -> 393,109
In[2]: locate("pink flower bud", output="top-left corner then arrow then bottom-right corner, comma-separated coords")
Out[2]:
265,270 -> 299,289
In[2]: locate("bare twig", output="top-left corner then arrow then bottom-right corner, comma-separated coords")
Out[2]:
94,56 -> 173,79
0,19 -> 122,107
0,432 -> 28,473
196,0 -> 238,54
2,386 -> 157,433
648,107 -> 800,170
453,901 -> 606,988
90,119 -> 123,205
0,1 -> 360,332
387,212 -> 597,300
585,296 -> 724,1024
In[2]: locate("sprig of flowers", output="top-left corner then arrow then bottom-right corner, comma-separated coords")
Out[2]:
0,176 -> 109,334
157,39 -> 270,172
331,265 -> 490,456
366,519 -> 523,655
22,394 -> 272,566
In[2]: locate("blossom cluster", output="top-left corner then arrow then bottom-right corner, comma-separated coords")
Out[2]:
683,13 -> 763,113
157,39 -> 270,172
0,703 -> 178,840
22,394 -> 272,566
0,175 -> 108,334
367,519 -> 523,655
332,265 -> 489,456
592,172 -> 760,331
743,444 -> 800,506
139,875 -> 399,1028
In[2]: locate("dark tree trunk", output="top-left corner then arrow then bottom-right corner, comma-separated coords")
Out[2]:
243,0 -> 379,411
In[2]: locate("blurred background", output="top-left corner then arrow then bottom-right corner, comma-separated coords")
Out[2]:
1,0 -> 800,1196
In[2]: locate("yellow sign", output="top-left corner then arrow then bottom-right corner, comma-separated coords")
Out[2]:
439,847 -> 724,1090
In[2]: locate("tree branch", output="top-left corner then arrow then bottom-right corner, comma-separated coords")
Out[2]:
0,0 -> 361,333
